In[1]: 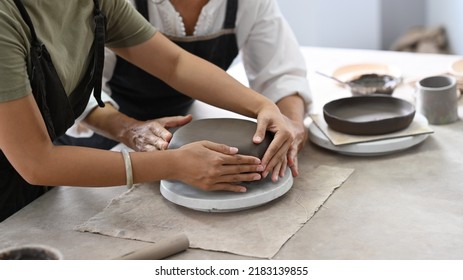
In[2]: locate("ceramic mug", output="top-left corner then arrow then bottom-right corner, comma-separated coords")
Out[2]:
0,245 -> 62,260
416,75 -> 458,124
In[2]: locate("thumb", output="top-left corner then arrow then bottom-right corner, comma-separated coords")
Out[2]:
253,119 -> 268,144
163,115 -> 193,128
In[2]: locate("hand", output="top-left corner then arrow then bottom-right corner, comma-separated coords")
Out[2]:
175,141 -> 264,192
124,115 -> 192,151
252,105 -> 293,182
285,116 -> 308,177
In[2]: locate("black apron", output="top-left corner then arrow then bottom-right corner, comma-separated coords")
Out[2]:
56,0 -> 239,150
0,0 -> 106,222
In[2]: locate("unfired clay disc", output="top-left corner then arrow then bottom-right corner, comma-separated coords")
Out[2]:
168,118 -> 272,158
161,118 -> 293,212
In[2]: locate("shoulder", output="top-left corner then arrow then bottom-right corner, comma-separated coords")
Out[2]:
236,0 -> 284,29
0,1 -> 31,102
238,0 -> 280,16
100,0 -> 156,48
0,1 -> 27,39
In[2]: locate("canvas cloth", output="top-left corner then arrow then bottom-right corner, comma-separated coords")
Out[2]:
76,165 -> 354,259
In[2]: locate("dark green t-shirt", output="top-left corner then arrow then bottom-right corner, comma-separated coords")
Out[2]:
0,0 -> 156,102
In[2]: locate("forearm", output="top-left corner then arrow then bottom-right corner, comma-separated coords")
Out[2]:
0,95 -> 175,187
112,33 -> 278,119
276,94 -> 306,124
28,145 -> 178,187
83,103 -> 137,145
170,53 -> 276,117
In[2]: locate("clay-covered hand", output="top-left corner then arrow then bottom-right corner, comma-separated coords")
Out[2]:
124,115 -> 193,152
175,141 -> 264,192
252,104 -> 293,182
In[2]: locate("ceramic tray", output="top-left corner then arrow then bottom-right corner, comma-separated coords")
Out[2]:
160,169 -> 293,212
309,113 -> 430,156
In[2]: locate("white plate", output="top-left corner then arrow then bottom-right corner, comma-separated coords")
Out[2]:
309,114 -> 430,156
332,63 -> 402,83
160,168 -> 293,212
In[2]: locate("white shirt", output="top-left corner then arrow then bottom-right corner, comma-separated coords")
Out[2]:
69,0 -> 311,137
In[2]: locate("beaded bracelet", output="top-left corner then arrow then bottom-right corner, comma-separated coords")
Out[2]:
121,149 -> 133,189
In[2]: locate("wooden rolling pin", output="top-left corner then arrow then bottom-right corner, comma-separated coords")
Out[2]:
115,234 -> 189,260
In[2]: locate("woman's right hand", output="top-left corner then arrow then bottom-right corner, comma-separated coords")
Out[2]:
174,141 -> 264,192
124,115 -> 193,152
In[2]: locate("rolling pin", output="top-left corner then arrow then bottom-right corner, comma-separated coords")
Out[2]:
115,234 -> 189,260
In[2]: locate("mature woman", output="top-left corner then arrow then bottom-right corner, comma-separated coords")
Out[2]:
59,0 -> 311,180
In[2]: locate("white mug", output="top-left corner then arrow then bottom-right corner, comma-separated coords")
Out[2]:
416,75 -> 458,125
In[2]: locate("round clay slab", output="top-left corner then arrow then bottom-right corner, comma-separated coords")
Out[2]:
160,168 -> 293,212
168,118 -> 272,158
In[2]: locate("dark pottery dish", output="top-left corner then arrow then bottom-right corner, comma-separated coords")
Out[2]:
323,95 -> 416,135
349,74 -> 401,95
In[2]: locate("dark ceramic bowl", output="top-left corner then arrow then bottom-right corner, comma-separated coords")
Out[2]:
0,245 -> 62,260
323,95 -> 416,135
348,74 -> 401,96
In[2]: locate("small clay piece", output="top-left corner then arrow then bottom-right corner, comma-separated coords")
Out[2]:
349,74 -> 400,95
168,118 -> 273,159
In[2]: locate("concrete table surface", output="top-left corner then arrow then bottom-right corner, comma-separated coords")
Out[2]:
1,47 -> 462,260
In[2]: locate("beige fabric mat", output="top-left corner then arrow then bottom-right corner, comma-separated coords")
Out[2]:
76,165 -> 354,259
311,114 -> 433,146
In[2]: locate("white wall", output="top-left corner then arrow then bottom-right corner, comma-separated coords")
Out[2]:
276,0 -> 463,55
380,0 -> 425,50
426,0 -> 463,55
276,0 -> 381,50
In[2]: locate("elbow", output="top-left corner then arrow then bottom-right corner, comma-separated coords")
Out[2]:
17,163 -> 53,186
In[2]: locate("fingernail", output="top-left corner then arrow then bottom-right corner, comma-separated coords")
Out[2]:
254,136 -> 262,142
239,187 -> 247,193
253,174 -> 261,180
229,147 -> 238,153
257,165 -> 264,172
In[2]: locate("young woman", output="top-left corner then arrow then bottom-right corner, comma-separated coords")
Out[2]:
0,0 -> 292,221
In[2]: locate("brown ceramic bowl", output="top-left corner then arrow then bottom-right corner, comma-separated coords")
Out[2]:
323,95 -> 416,135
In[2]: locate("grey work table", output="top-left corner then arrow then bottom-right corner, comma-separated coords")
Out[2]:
1,47 -> 462,260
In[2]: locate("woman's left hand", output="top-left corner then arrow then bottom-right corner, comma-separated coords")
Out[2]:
284,116 -> 308,177
252,104 -> 293,182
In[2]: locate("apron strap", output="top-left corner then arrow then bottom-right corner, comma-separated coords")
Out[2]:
89,0 -> 107,108
12,0 -> 39,43
134,0 -> 149,21
223,0 -> 238,29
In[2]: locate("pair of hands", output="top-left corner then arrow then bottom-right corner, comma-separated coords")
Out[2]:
122,113 -> 307,192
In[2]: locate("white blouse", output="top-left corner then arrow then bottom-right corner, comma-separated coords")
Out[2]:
71,0 -> 311,136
